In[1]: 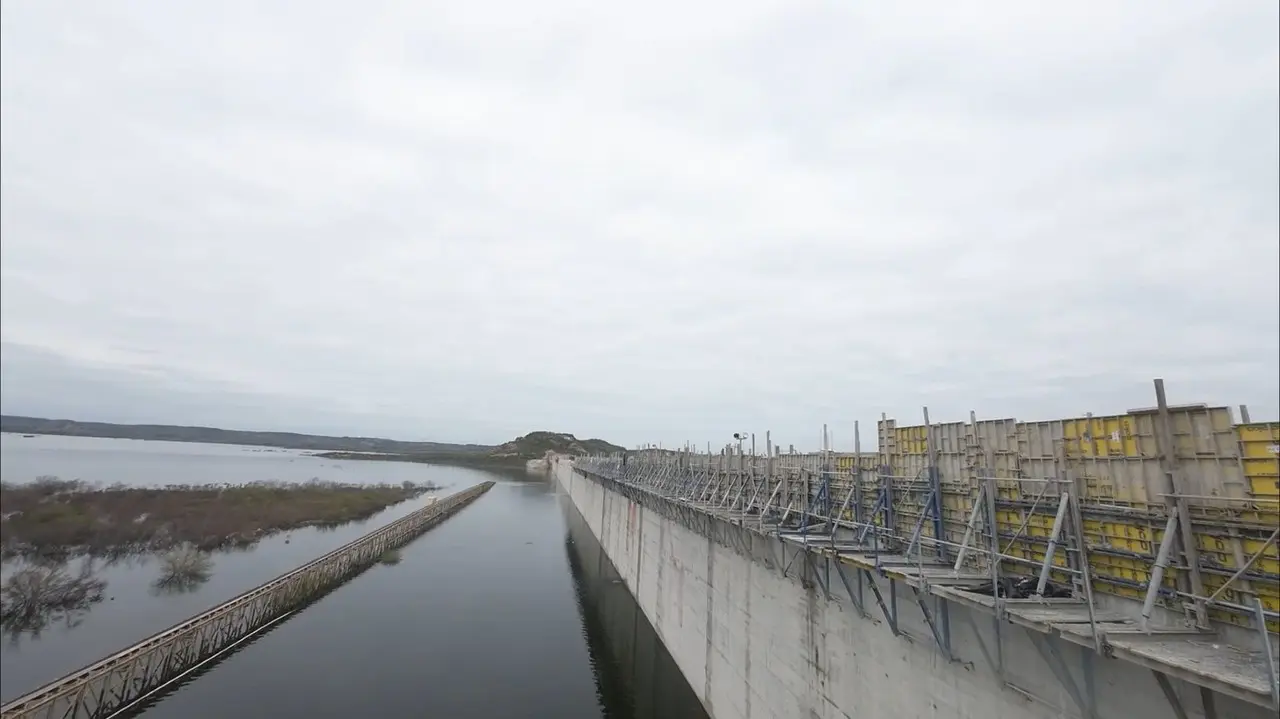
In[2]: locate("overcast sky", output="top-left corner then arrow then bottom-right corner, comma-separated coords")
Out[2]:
1,2 -> 1277,449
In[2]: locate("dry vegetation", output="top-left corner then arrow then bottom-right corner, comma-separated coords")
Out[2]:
0,476 -> 438,559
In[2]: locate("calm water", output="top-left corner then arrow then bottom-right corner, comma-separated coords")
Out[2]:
0,433 -> 707,719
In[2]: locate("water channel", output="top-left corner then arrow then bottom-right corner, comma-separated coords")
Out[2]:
0,433 -> 708,718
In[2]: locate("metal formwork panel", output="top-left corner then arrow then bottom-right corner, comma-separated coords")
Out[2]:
961,418 -> 1020,572
1163,406 -> 1246,499
971,418 -> 1020,478
877,418 -> 897,470
928,421 -> 977,546
1012,420 -> 1067,484
927,421 -> 971,484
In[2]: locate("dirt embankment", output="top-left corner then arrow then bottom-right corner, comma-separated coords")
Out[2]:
0,477 -> 439,559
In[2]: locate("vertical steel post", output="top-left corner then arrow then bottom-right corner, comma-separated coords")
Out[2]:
854,422 -> 864,529
984,470 -> 1004,677
924,406 -> 946,562
1154,378 -> 1208,627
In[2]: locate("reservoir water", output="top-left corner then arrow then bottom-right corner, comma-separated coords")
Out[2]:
0,433 -> 708,719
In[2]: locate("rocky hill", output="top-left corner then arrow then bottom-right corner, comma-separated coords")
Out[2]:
488,431 -> 625,460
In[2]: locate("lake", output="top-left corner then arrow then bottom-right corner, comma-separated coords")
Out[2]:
0,433 -> 707,719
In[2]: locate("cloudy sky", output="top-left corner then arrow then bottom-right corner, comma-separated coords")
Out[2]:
1,2 -> 1277,449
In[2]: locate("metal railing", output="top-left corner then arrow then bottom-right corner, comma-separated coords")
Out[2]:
1,481 -> 495,719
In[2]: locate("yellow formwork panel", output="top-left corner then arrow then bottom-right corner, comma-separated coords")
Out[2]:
1249,476 -> 1279,497
1194,532 -> 1280,567
1201,571 -> 1280,632
894,424 -> 930,456
1086,518 -> 1157,555
832,453 -> 880,473
1062,415 -> 1144,458
1240,422 -> 1280,497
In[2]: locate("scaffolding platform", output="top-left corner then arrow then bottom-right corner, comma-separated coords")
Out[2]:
924,584 -> 1279,707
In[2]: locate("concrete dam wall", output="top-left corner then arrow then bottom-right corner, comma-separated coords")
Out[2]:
562,493 -> 709,719
552,455 -> 1276,719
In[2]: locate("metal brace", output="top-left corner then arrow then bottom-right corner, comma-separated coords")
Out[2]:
863,568 -> 902,637
910,585 -> 954,662
1026,629 -> 1096,719
834,561 -> 868,619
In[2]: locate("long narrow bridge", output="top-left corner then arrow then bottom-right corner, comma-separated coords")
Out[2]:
555,380 -> 1278,719
0,481 -> 495,719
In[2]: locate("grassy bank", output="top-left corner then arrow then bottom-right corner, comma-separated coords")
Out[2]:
0,476 -> 439,559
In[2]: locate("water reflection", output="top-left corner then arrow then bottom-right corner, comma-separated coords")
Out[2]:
1,558 -> 107,644
563,500 -> 709,719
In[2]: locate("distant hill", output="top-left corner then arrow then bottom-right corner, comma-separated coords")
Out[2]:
315,431 -> 626,468
0,415 -> 490,455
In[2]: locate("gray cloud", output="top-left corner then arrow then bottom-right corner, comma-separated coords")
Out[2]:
2,1 -> 1277,449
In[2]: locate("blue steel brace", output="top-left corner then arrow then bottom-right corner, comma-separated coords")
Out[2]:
906,480 -> 937,559
857,492 -> 887,545
802,474 -> 831,539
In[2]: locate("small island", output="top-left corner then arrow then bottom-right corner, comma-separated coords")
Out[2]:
0,476 -> 439,559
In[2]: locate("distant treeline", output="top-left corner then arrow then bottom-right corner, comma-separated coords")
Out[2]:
0,415 -> 491,455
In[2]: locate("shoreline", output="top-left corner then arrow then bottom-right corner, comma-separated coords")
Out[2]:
4,431 -> 536,470
310,450 -> 530,468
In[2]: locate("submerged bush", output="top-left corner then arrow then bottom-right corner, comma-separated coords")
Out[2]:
152,545 -> 214,595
